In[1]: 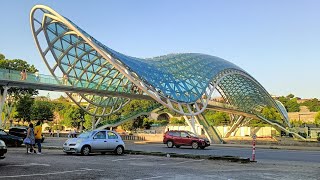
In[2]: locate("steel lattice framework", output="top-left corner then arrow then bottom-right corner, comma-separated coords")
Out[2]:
30,5 -> 290,127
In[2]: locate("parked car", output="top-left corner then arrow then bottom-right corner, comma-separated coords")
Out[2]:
163,130 -> 210,149
63,130 -> 125,156
0,129 -> 23,147
9,127 -> 45,143
0,140 -> 7,159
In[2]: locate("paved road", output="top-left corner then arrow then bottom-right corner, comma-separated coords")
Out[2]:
129,143 -> 320,163
42,137 -> 320,163
0,148 -> 319,180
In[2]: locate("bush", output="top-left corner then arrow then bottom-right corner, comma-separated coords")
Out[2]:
153,120 -> 168,126
169,117 -> 185,125
298,132 -> 307,138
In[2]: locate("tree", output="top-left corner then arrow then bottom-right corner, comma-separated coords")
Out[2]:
276,95 -> 300,112
302,98 -> 320,112
61,106 -> 84,128
203,110 -> 230,126
142,118 -> 153,129
0,58 -> 37,72
31,100 -> 53,121
0,53 -> 5,60
286,98 -> 300,112
0,55 -> 38,128
169,117 -> 185,125
15,94 -> 34,122
286,94 -> 295,99
261,107 -> 282,120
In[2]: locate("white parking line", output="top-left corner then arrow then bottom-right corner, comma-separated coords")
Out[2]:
159,159 -> 204,166
112,157 -> 145,162
4,163 -> 50,167
134,176 -> 164,180
0,168 -> 103,179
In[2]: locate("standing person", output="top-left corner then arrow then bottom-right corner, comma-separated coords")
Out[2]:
73,128 -> 77,138
34,121 -> 42,154
34,71 -> 40,82
26,123 -> 36,154
62,74 -> 68,85
20,69 -> 27,80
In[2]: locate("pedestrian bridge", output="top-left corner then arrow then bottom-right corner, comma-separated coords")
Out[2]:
0,4 -> 305,142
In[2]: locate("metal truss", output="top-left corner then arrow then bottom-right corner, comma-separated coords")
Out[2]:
29,5 -> 290,130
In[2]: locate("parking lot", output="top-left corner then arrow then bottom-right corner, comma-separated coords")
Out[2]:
1,148 -> 319,180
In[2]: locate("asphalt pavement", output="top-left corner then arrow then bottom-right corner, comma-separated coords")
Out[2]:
1,148 -> 319,180
42,137 -> 320,163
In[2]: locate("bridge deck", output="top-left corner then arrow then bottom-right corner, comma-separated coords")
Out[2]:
0,68 -> 153,100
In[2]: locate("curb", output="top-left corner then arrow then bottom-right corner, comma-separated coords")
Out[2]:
125,150 -> 250,163
41,146 -> 251,163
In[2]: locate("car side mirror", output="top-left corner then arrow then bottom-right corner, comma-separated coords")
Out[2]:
186,136 -> 190,138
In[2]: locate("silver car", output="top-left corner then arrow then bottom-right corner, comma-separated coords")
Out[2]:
63,130 -> 125,156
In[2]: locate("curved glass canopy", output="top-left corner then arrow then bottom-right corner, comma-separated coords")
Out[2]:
30,5 -> 289,127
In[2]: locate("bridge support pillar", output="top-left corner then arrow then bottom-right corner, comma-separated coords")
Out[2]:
0,86 -> 10,128
225,116 -> 245,138
183,115 -> 197,134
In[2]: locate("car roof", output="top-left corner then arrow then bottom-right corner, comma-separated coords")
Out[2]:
9,127 -> 28,129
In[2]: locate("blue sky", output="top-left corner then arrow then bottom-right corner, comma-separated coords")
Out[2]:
0,0 -> 319,99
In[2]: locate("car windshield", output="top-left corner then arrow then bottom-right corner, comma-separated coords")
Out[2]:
78,131 -> 94,138
188,132 -> 198,137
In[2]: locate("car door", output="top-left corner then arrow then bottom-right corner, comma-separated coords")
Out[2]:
180,131 -> 192,145
91,131 -> 108,151
172,131 -> 182,145
106,131 -> 120,150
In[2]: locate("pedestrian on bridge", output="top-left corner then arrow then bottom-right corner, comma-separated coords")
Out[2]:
34,71 -> 40,82
62,74 -> 68,85
20,69 -> 27,80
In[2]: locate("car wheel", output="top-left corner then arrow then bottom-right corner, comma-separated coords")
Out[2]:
191,142 -> 199,149
81,146 -> 91,156
200,146 -> 205,149
115,146 -> 124,155
166,141 -> 174,148
175,145 -> 180,148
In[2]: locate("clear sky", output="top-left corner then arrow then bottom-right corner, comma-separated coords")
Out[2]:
0,0 -> 319,99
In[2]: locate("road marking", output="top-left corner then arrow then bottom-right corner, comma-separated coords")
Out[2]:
134,176 -> 164,180
4,163 -> 50,167
0,168 -> 102,178
112,157 -> 145,162
159,159 -> 204,166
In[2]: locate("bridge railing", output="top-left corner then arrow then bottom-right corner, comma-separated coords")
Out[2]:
0,68 -> 128,92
